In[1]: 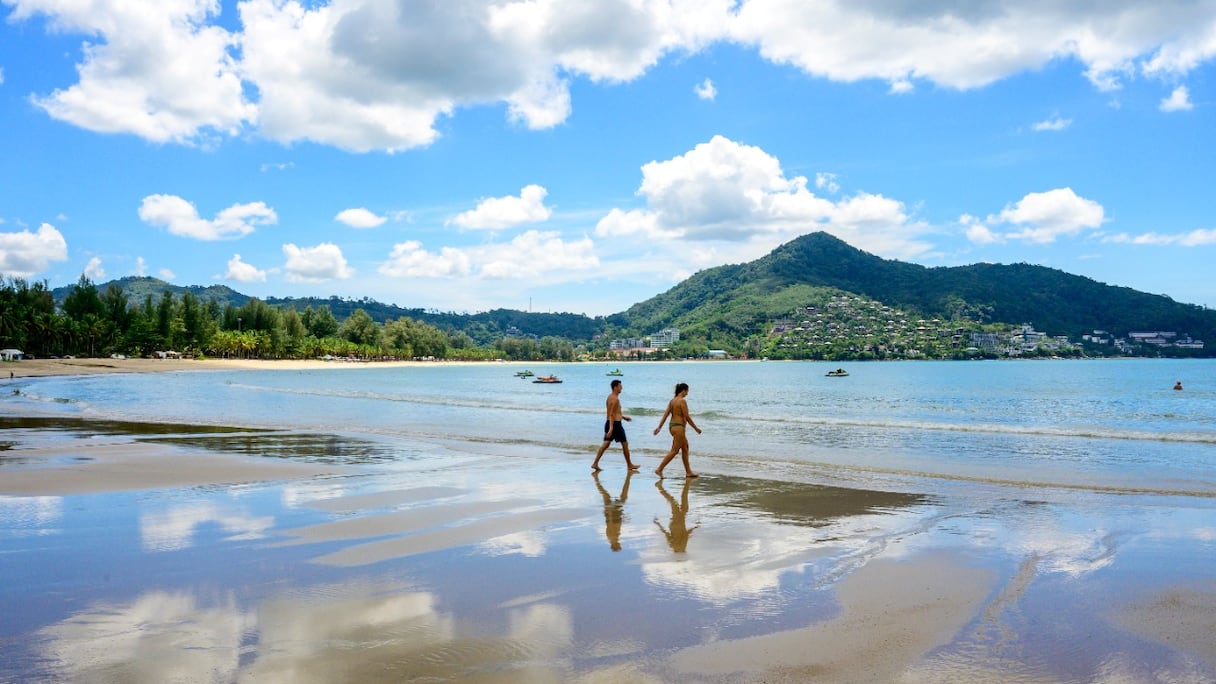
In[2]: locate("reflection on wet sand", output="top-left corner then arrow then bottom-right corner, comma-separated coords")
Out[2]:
35,579 -> 578,684
146,432 -> 402,465
6,408 -> 1214,683
0,416 -> 254,437
593,471 -> 632,551
698,474 -> 929,526
638,475 -> 936,603
654,479 -> 698,553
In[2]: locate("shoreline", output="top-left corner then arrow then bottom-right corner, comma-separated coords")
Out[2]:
2,356 -> 485,378
2,363 -> 1214,681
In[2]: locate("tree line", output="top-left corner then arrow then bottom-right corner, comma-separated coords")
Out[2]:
1,276 -> 576,362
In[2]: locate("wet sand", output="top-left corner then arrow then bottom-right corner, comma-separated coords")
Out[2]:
2,364 -> 1215,682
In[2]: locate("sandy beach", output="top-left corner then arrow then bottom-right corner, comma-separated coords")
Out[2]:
2,359 -> 1214,682
5,355 -> 442,378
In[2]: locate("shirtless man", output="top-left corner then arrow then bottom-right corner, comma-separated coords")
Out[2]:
653,382 -> 701,478
592,379 -> 638,471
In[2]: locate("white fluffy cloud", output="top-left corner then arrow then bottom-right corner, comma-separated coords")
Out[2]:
594,135 -> 933,261
379,241 -> 471,278
478,230 -> 598,278
963,188 -> 1106,245
694,77 -> 717,100
223,254 -> 268,283
8,0 -> 253,144
335,208 -> 387,229
139,195 -> 278,241
0,222 -> 69,277
1160,85 -> 1193,111
282,242 -> 353,282
730,1 -> 1216,92
17,1 -> 1213,151
82,256 -> 105,280
377,231 -> 596,280
450,185 -> 552,230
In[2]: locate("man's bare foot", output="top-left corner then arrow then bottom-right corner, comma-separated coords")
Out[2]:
628,464 -> 640,470
592,465 -> 602,472
655,469 -> 665,478
686,472 -> 699,478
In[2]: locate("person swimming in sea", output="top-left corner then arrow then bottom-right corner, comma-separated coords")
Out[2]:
653,382 -> 702,479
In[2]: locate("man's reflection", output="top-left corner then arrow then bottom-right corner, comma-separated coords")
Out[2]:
594,470 -> 633,551
654,478 -> 698,553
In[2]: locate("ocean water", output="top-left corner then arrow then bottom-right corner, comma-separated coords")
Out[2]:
12,358 -> 1216,499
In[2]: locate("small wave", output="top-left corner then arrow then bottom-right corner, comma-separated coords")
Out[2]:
724,412 -> 1216,446
222,382 -> 605,417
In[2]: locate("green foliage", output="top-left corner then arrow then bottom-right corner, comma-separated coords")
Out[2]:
608,232 -> 1216,357
20,232 -> 1216,361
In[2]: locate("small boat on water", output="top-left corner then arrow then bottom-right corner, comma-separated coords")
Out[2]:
514,370 -> 534,378
606,368 -> 623,376
826,368 -> 849,377
533,375 -> 563,384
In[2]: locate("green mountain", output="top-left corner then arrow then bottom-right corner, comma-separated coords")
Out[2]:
53,279 -> 602,345
50,232 -> 1214,354
52,276 -> 253,310
610,231 -> 1216,348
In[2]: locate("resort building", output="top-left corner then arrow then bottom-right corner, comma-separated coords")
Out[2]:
649,328 -> 680,348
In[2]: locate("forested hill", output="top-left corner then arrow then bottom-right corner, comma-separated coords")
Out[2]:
47,232 -> 1215,351
610,231 -> 1216,345
51,278 -> 602,345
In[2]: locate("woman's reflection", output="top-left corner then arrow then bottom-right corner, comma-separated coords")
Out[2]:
654,478 -> 699,553
594,470 -> 633,551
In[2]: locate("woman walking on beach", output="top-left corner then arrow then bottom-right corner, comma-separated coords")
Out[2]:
654,382 -> 701,478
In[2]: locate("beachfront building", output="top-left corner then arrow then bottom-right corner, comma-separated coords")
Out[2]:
1,349 -> 23,361
649,328 -> 680,348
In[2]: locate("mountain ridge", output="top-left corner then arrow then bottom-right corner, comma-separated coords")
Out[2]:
49,232 -> 1214,353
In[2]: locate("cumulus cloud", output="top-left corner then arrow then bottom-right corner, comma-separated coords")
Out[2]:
282,242 -> 353,282
158,268 -> 176,280
9,0 -> 253,144
0,222 -> 69,277
450,185 -> 552,230
377,231 -> 597,280
963,188 -> 1106,245
139,195 -> 278,241
223,254 -> 268,283
478,230 -> 598,278
694,77 -> 717,100
133,256 -> 147,277
83,256 -> 105,280
379,241 -> 472,278
11,1 -> 1216,150
729,1 -> 1216,93
594,135 -> 933,261
1160,85 -> 1193,112
335,208 -> 387,229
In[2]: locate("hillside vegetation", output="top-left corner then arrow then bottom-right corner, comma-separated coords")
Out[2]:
9,231 -> 1210,360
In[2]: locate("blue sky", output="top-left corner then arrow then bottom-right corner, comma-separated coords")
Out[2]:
1,1 -> 1214,318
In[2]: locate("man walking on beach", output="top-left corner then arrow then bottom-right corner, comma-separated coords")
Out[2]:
592,379 -> 639,471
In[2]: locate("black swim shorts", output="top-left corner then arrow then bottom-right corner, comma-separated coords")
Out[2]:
603,419 -> 627,443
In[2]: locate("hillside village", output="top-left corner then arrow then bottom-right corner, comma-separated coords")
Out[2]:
766,295 -> 1204,360
605,294 -> 1206,361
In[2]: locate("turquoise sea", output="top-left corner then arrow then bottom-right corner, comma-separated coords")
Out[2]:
12,358 -> 1216,498
3,358 -> 1216,682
